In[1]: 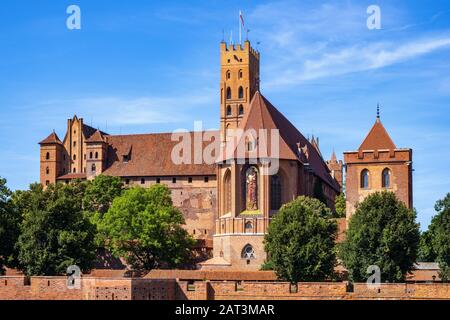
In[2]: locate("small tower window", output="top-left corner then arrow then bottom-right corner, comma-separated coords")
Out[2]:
226,70 -> 231,80
238,104 -> 244,116
89,152 -> 93,159
95,152 -> 99,159
361,169 -> 370,189
245,221 -> 253,233
226,105 -> 232,116
239,69 -> 243,79
73,168 -> 76,173
46,167 -> 50,175
382,168 -> 391,188
238,86 -> 244,99
73,154 -> 77,161
46,152 -> 50,160
226,87 -> 232,100
73,141 -> 76,147
91,164 -> 96,173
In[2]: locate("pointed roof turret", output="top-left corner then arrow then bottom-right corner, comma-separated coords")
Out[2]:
85,130 -> 106,143
39,131 -> 63,145
358,110 -> 396,152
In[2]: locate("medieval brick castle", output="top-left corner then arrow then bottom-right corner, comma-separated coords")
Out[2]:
38,41 -> 413,270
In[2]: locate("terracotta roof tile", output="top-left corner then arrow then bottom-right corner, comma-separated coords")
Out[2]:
221,92 -> 339,191
86,130 -> 107,143
39,132 -> 63,145
56,173 -> 87,180
359,119 -> 396,151
103,132 -> 217,177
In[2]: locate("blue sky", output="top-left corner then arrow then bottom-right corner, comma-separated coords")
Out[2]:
0,0 -> 449,229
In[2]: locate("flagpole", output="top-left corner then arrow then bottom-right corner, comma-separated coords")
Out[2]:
239,10 -> 242,45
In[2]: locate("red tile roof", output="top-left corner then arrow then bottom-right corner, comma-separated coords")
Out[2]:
359,119 -> 396,151
102,132 -> 218,177
39,132 -> 63,145
56,173 -> 87,180
86,130 -> 107,143
221,91 -> 339,191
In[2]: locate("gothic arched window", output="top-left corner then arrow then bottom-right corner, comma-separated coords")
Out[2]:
238,69 -> 243,79
226,105 -> 232,116
226,70 -> 231,80
271,174 -> 282,210
226,87 -> 232,100
361,169 -> 370,189
238,104 -> 244,116
238,86 -> 244,99
224,170 -> 232,214
241,244 -> 256,259
382,168 -> 391,188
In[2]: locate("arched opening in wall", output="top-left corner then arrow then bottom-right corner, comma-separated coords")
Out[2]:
238,69 -> 243,79
73,154 -> 77,161
226,70 -> 231,80
244,221 -> 253,233
238,86 -> 244,99
270,174 -> 282,211
46,152 -> 50,160
89,152 -> 93,159
223,169 -> 232,214
226,105 -> 232,116
241,244 -> 256,260
95,152 -> 99,159
238,104 -> 244,116
73,168 -> 76,173
382,168 -> 391,188
226,87 -> 232,100
360,169 -> 370,189
46,167 -> 50,175
91,164 -> 96,173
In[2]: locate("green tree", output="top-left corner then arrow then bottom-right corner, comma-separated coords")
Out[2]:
100,184 -> 195,270
339,191 -> 420,283
16,181 -> 96,276
264,196 -> 337,283
83,175 -> 124,246
0,178 -> 21,274
83,175 -> 123,216
334,193 -> 346,218
418,193 -> 450,281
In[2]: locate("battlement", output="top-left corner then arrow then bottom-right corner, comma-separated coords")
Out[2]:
220,40 -> 260,59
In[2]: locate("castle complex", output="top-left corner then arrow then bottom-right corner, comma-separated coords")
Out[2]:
39,40 -> 413,270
